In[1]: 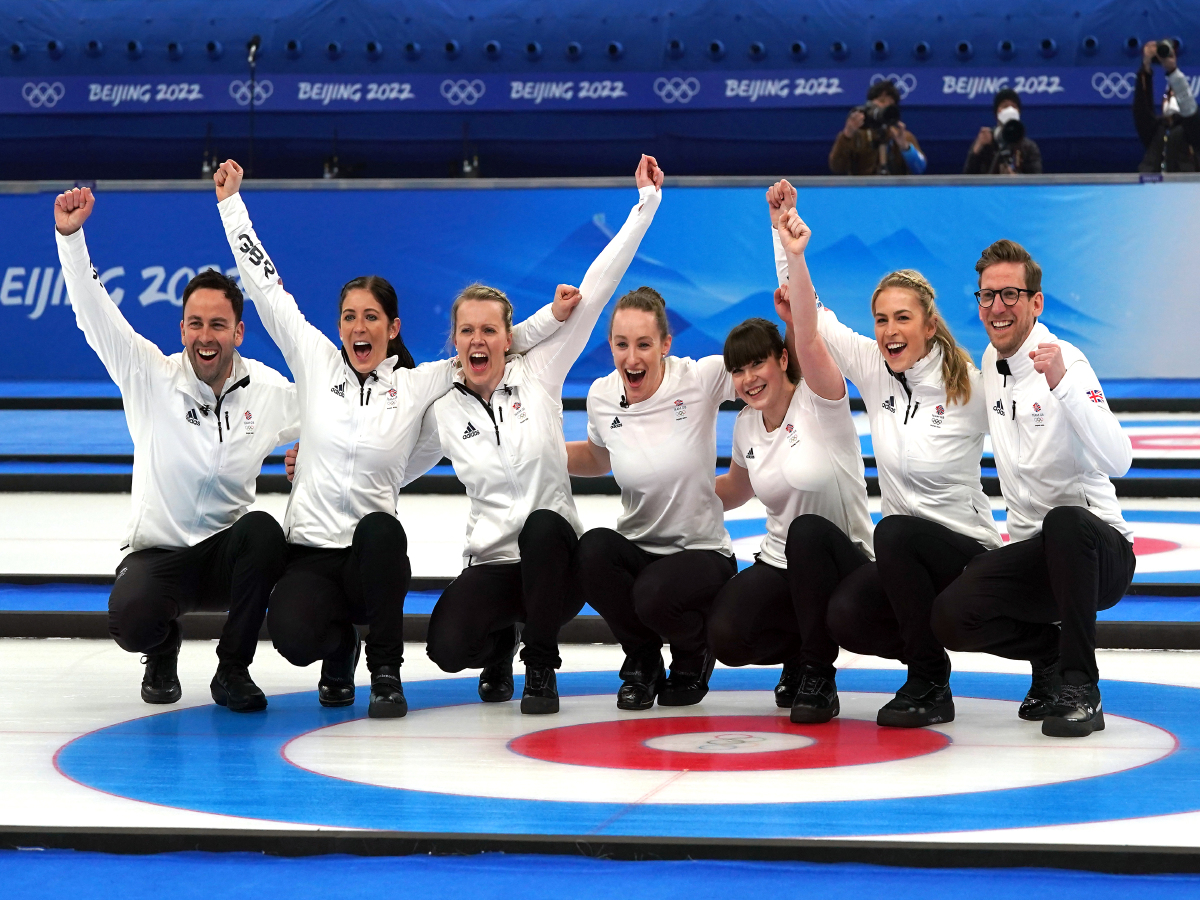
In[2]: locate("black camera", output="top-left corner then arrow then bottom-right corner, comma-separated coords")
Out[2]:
1154,40 -> 1178,62
854,102 -> 901,143
994,118 -> 1026,169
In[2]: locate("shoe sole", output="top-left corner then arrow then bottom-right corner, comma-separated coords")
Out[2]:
877,702 -> 955,728
521,696 -> 560,714
1018,706 -> 1052,721
210,682 -> 267,713
318,690 -> 355,708
479,687 -> 514,702
657,687 -> 708,707
1041,709 -> 1105,737
141,688 -> 181,705
616,695 -> 656,711
368,699 -> 408,718
790,699 -> 840,724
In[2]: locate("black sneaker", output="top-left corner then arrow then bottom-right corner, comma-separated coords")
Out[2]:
1019,659 -> 1060,721
479,624 -> 521,703
774,662 -> 804,709
140,620 -> 182,705
1041,682 -> 1105,738
659,649 -> 716,707
616,651 -> 665,711
877,676 -> 954,728
789,667 -> 840,724
318,625 -> 360,708
210,661 -> 267,712
368,665 -> 408,719
520,665 -> 559,715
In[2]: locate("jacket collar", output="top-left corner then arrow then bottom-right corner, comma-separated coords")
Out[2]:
998,321 -> 1049,381
339,347 -> 399,386
176,351 -> 249,405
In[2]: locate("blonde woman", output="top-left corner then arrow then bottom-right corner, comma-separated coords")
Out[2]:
771,181 -> 1001,728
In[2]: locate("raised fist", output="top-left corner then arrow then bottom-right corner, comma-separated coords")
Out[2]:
765,180 -> 798,229
773,284 -> 792,325
1029,342 -> 1066,390
214,159 -> 244,201
552,284 -> 583,322
779,208 -> 812,258
635,154 -> 664,190
54,187 -> 95,236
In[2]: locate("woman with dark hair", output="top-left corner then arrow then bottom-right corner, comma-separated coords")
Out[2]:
706,317 -> 872,721
213,159 -> 569,717
567,286 -> 739,711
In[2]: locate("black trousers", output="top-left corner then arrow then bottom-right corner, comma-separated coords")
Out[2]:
574,526 -> 737,671
268,512 -> 410,672
828,515 -> 990,683
932,506 -> 1136,684
708,561 -> 802,667
426,509 -> 581,670
108,510 -> 286,666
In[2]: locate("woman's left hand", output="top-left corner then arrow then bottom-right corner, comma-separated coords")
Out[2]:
551,284 -> 583,321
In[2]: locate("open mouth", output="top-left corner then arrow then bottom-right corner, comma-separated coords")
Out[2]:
196,348 -> 218,363
352,341 -> 372,363
625,369 -> 646,388
884,341 -> 906,359
745,383 -> 766,400
989,319 -> 1014,334
468,352 -> 489,375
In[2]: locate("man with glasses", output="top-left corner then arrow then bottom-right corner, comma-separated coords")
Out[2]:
931,239 -> 1133,738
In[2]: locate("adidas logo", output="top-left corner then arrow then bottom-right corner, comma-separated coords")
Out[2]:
331,382 -> 346,398
881,396 -> 896,413
745,448 -> 755,459
992,399 -> 1006,417
462,421 -> 481,440
185,408 -> 200,426
610,416 -> 622,429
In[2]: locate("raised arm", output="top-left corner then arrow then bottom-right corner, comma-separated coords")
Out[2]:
1033,346 -> 1132,477
54,188 -> 164,394
509,290 -> 574,353
214,160 -> 331,373
779,207 -> 845,402
522,154 -> 664,395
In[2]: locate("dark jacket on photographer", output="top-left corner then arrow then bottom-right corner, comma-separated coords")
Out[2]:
1134,66 -> 1200,172
963,136 -> 1043,174
829,128 -> 924,176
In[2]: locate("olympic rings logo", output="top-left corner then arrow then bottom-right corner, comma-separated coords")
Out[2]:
870,73 -> 918,99
22,82 -> 66,108
703,733 -> 767,749
440,79 -> 486,106
653,76 -> 701,104
1091,72 -> 1136,100
228,79 -> 274,106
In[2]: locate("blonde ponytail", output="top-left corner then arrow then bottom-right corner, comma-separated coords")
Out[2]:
870,269 -> 974,406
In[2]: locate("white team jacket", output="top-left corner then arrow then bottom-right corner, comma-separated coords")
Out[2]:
982,322 -> 1132,543
219,192 -> 565,549
57,227 -> 300,553
413,183 -> 663,566
773,230 -> 1002,549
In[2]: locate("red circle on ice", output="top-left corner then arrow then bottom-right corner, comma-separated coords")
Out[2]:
507,715 -> 951,772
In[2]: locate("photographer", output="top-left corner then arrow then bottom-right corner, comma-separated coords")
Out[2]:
1135,38 -> 1200,172
964,89 -> 1043,175
829,81 -> 926,176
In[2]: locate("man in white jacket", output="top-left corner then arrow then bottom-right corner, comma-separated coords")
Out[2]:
932,239 -> 1134,738
54,188 -> 300,712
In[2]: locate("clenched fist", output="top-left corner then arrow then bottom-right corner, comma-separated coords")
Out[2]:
634,154 -> 665,190
214,159 -> 244,201
54,187 -> 95,236
552,284 -> 583,322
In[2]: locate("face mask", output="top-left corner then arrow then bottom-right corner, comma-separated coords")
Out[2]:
996,106 -> 1021,125
1164,95 -> 1181,117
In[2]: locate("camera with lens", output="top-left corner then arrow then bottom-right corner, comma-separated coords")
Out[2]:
1154,39 -> 1178,63
854,102 -> 901,141
993,117 -> 1026,170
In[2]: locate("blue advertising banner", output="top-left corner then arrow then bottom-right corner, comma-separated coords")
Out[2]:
5,67 -> 1196,115
1,181 -> 1198,383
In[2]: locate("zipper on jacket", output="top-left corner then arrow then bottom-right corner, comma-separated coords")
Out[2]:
903,400 -> 920,425
454,382 -> 501,444
213,375 -> 250,445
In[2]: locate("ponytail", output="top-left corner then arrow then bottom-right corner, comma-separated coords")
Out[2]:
870,269 -> 973,406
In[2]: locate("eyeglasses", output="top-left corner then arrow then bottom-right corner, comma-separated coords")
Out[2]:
974,287 -> 1033,307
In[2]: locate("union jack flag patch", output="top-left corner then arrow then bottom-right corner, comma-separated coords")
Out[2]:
1087,389 -> 1105,404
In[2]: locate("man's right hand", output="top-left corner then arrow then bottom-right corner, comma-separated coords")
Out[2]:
214,159 -> 244,201
843,108 -> 865,138
972,126 -> 994,154
54,187 -> 94,236
634,154 -> 664,190
284,442 -> 298,482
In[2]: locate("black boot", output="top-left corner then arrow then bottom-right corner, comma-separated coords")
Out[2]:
1041,681 -> 1105,738
479,624 -> 521,703
318,624 -> 360,708
659,648 -> 716,707
368,665 -> 408,719
877,675 -> 954,728
140,620 -> 182,705
774,662 -> 805,709
616,651 -> 665,711
521,665 -> 559,715
789,666 -> 840,724
210,661 -> 267,712
1019,658 -> 1060,721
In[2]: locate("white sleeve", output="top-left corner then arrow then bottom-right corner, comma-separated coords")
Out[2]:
510,302 -> 565,354
772,227 -> 789,288
805,381 -> 860,447
399,405 -> 444,488
56,227 -> 166,397
586,386 -> 606,448
274,383 -> 302,445
815,306 -> 878,388
697,355 -> 737,404
1168,68 -> 1198,118
522,185 -> 662,395
218,193 -> 332,376
730,411 -> 748,469
1050,361 -> 1132,477
395,358 -> 457,416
